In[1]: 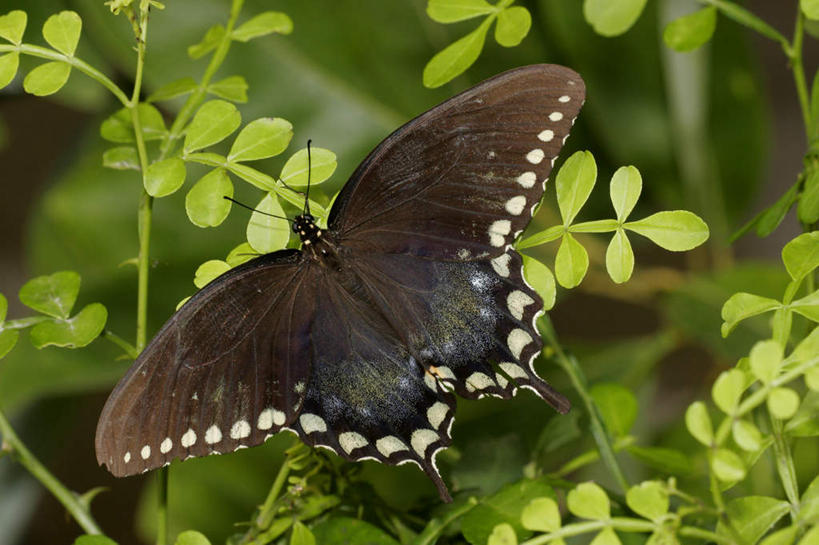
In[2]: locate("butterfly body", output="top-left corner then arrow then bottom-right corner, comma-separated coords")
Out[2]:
96,64 -> 585,501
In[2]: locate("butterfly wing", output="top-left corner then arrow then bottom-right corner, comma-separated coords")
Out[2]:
95,249 -> 317,476
330,64 -> 585,260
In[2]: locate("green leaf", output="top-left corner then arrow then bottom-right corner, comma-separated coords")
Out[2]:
280,147 -> 337,187
625,481 -> 668,521
185,169 -> 233,227
803,0 -> 819,20
721,292 -> 781,337
147,77 -> 197,102
522,255 -> 556,311
798,171 -> 819,224
685,401 -> 713,446
0,330 -> 19,359
30,303 -> 107,349
100,104 -> 167,143
591,528 -> 621,545
800,527 -> 819,545
521,497 -> 560,532
226,242 -> 257,267
716,496 -> 790,545
184,100 -> 242,152
626,446 -> 692,475
555,233 -> 588,289
23,62 -> 71,96
423,18 -> 491,88
732,419 -> 763,451
73,536 -> 119,545
232,12 -> 293,42
556,150 -> 597,225
625,211 -> 709,251
19,271 -> 80,318
663,7 -> 717,52
145,158 -> 186,198
42,11 -> 81,56
247,193 -> 289,253
0,10 -> 27,45
174,530 -> 211,545
605,229 -> 634,284
712,369 -> 746,414
761,526 -> 798,545
790,325 -> 819,365
290,521 -> 315,545
188,24 -> 225,59
208,75 -> 248,103
782,231 -> 819,282
0,293 -> 6,322
102,146 -> 140,171
734,180 -> 799,239
786,392 -> 819,436
709,2 -> 787,44
311,517 -> 400,545
495,7 -> 531,47
806,367 -> 819,392
583,0 -> 647,37
567,482 -> 610,520
0,52 -> 19,90
800,473 -> 819,524
590,382 -> 637,437
427,0 -> 495,23
488,523 -> 518,545
767,387 -> 800,419
791,289 -> 819,322
711,448 -> 746,482
229,118 -> 293,162
749,340 -> 783,385
609,166 -> 641,221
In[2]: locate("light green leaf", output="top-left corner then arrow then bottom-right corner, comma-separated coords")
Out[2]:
583,0 -> 647,37
0,330 -> 19,359
42,11 -> 81,56
521,497 -> 560,532
685,401 -> 713,446
423,18 -> 491,88
625,210 -> 709,251
605,229 -> 634,284
798,170 -> 819,224
732,419 -> 763,452
174,530 -> 211,545
427,0 -> 495,23
721,292 -> 781,337
280,147 -> 337,187
147,77 -> 197,102
806,367 -> 819,391
73,536 -> 119,545
716,497 -> 790,545
711,448 -> 746,482
786,392 -> 819,436
207,75 -> 248,103
184,100 -> 242,152
0,293 -> 6,322
229,118 -> 293,162
247,193 -> 289,254
609,166 -> 641,221
145,158 -> 187,198
30,303 -> 107,349
789,325 -> 819,364
495,7 -> 531,47
102,146 -> 140,171
761,526 -> 798,545
591,528 -> 621,545
0,52 -> 19,90
100,104 -> 167,143
625,481 -> 668,521
800,473 -> 819,524
750,340 -> 784,384
646,529 -> 679,545
0,10 -> 27,45
23,62 -> 71,96
290,521 -> 316,545
782,231 -> 819,282
555,233 -> 589,289
188,24 -> 224,59
232,12 -> 293,42
663,7 -> 717,52
488,523 -> 518,545
590,382 -> 637,437
767,387 -> 800,419
567,482 -> 610,520
626,446 -> 692,475
19,271 -> 80,318
193,260 -> 230,289
226,242 -> 257,267
185,169 -> 233,227
803,0 -> 819,20
711,369 -> 746,414
791,289 -> 819,322
522,255 -> 556,310
556,150 -> 597,225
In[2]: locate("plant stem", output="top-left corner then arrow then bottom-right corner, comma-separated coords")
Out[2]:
255,454 -> 292,529
521,517 -> 655,545
103,330 -> 138,359
540,317 -> 629,493
412,497 -> 479,545
788,10 -> 812,138
768,414 -> 800,522
0,409 -> 103,535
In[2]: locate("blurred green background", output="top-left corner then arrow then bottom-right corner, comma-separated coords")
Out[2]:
0,1 -> 815,544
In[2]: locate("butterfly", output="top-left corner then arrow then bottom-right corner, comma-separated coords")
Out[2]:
96,64 -> 585,502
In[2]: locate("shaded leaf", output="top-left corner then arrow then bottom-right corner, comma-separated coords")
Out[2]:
290,521 -> 315,545
0,329 -> 19,359
229,118 -> 293,162
800,473 -> 819,524
625,211 -> 709,251
30,303 -> 107,349
102,147 -> 140,171
100,104 -> 167,143
208,75 -> 248,103
590,382 -> 636,437
145,158 -> 186,198
73,536 -> 118,545
663,7 -> 717,52
174,530 -> 211,545
495,6 -> 531,47
427,0 -> 495,23
147,77 -> 197,102
311,517 -> 400,545
0,10 -> 27,45
462,479 -> 555,545
798,170 -> 819,224
0,293 -> 5,322
716,497 -> 790,545
423,18 -> 491,88
42,11 -> 81,56
23,62 -> 71,96
185,169 -> 233,227
556,150 -> 597,225
280,147 -> 337,187
184,100 -> 242,152
555,233 -> 588,289
19,271 -> 80,318
232,12 -> 293,42
188,24 -> 224,59
591,528 -> 621,545
583,0 -> 647,37
626,446 -> 692,475
711,448 -> 746,482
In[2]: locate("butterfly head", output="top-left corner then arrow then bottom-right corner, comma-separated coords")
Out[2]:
292,213 -> 322,245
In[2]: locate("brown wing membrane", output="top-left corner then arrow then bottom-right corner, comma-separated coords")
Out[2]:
95,250 -> 316,476
330,64 -> 585,260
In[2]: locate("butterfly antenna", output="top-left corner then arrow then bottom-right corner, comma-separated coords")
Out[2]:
223,196 -> 293,223
304,139 -> 312,216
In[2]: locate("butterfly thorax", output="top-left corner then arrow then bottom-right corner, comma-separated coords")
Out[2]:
292,214 -> 322,246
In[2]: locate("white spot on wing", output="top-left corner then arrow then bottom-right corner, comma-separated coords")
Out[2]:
140,445 -> 151,460
427,402 -> 449,429
160,438 -> 173,454
299,413 -> 327,434
181,429 -> 197,448
505,195 -> 526,216
517,171 -> 536,188
491,253 -> 511,277
507,329 -> 533,360
230,420 -> 251,439
376,436 -> 408,457
559,95 -> 571,103
411,429 -> 439,456
205,425 -> 222,444
495,373 -> 509,389
124,452 -> 131,463
500,362 -> 527,378
465,372 -> 495,393
526,149 -> 545,164
538,129 -> 554,142
549,112 -> 564,122
339,431 -> 369,454
507,290 -> 535,320
488,220 -> 512,247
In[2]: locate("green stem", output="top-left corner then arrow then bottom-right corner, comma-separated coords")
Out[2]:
0,409 -> 103,535
768,414 -> 800,522
103,330 -> 138,359
412,497 -> 479,545
788,10 -> 812,138
157,467 -> 169,545
521,517 -> 655,545
255,455 -> 292,529
1,316 -> 49,330
0,44 -> 129,105
549,436 -> 635,478
679,526 -> 735,544
541,317 -> 629,493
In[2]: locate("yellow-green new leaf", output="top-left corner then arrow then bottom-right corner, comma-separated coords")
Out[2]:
749,340 -> 784,385
145,158 -> 187,198
185,169 -> 233,227
427,0 -> 495,23
174,530 -> 212,545
423,18 -> 491,88
23,62 -> 71,96
229,118 -> 293,162
626,481 -> 668,521
791,289 -> 819,322
495,6 -> 531,47
567,482 -> 610,520
521,497 -> 560,532
711,369 -> 746,414
732,419 -> 763,452
487,523 -> 517,545
583,0 -> 647,37
232,11 -> 293,42
781,231 -> 819,282
0,329 -> 18,359
605,229 -> 634,284
184,100 -> 242,153
522,255 -> 556,310
685,401 -> 713,446
247,193 -> 289,254
0,10 -> 27,45
663,7 -> 717,52
0,52 -> 19,90
556,150 -> 597,225
625,210 -> 709,251
721,292 -> 781,337
43,11 -> 81,56
609,166 -> 641,221
188,24 -> 224,59
711,448 -> 746,482
208,75 -> 248,103
555,233 -> 588,288
591,528 -> 621,545
768,387 -> 800,419
280,147 -> 337,187
803,0 -> 819,20
194,260 -> 231,289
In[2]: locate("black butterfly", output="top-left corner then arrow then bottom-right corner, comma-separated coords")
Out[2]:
96,64 -> 585,502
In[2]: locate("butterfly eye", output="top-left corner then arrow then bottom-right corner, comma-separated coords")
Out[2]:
304,214 -> 315,224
